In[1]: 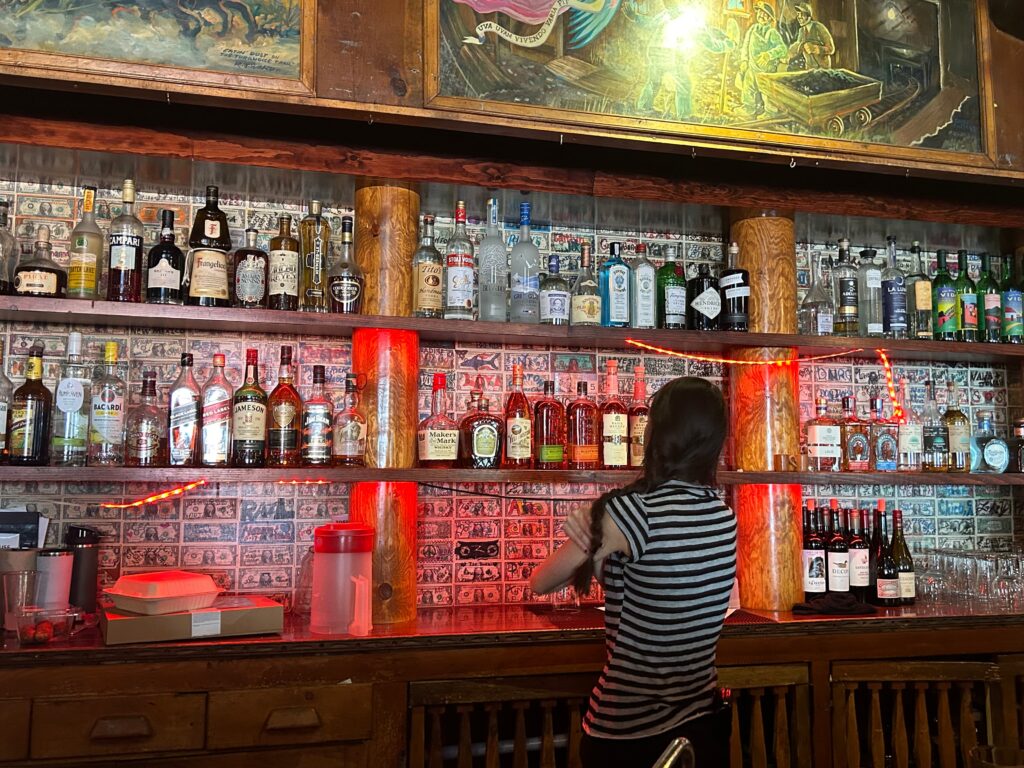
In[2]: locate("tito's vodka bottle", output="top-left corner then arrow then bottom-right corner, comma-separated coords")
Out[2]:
201,354 -> 233,467
107,179 -> 144,302
478,197 -> 509,322
412,214 -> 444,318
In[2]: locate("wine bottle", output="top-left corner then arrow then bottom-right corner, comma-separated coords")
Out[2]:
848,510 -> 870,603
826,507 -> 849,594
801,498 -> 826,602
875,512 -> 901,607
891,509 -> 916,606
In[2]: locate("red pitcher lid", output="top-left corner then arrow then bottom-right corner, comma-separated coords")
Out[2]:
314,523 -> 374,553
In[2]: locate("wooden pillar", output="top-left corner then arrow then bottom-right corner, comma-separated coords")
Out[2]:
729,209 -> 802,611
352,328 -> 419,470
355,177 -> 419,317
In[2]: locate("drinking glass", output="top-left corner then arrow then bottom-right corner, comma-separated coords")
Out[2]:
552,585 -> 580,611
2,570 -> 39,632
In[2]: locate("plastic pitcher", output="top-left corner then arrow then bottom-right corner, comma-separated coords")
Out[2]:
310,523 -> 373,636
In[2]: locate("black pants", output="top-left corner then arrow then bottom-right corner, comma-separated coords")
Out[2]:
579,707 -> 731,768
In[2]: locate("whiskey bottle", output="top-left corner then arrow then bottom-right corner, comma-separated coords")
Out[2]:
299,200 -> 331,313
231,349 -> 268,467
840,396 -> 870,471
943,381 -> 970,473
503,363 -> 532,468
201,354 -> 233,467
600,360 -> 628,469
332,372 -> 366,467
233,227 -> 268,309
803,396 -> 841,472
124,372 -> 164,468
932,250 -> 958,341
6,343 -> 51,465
412,214 -> 444,319
167,353 -> 201,467
0,341 -> 13,459
0,199 -> 15,294
267,345 -> 302,467
831,239 -> 859,337
459,396 -> 502,469
657,243 -> 686,329
268,214 -> 300,311
954,250 -> 978,342
719,242 -> 750,332
418,373 -> 459,468
301,365 -> 334,467
686,263 -> 721,331
51,332 -> 91,467
869,394 -> 898,472
539,253 -> 570,326
87,341 -> 126,467
628,365 -> 649,468
14,225 -> 67,298
145,210 -> 185,304
629,243 -> 657,330
106,179 -> 144,302
534,380 -> 565,470
67,186 -> 102,300
329,216 -> 364,315
570,243 -> 601,327
567,381 -> 599,470
444,200 -> 476,321
185,185 -> 232,308
921,380 -> 949,472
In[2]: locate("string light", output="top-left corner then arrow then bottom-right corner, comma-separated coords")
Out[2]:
625,339 -> 865,366
277,479 -> 332,486
877,349 -> 904,423
100,479 -> 208,509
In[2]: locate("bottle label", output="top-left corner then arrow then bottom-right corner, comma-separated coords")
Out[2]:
148,258 -> 181,291
56,378 -> 85,414
51,412 -> 87,454
845,431 -> 870,470
169,399 -> 200,464
877,578 -> 900,600
923,425 -> 948,454
511,274 -> 540,296
882,278 -> 908,332
472,424 -> 499,460
827,551 -> 850,592
571,295 -> 601,325
0,401 -> 7,450
959,293 -> 979,331
898,423 -> 923,455
8,402 -> 42,458
540,289 -> 570,322
801,550 -> 826,594
629,413 -> 647,467
330,276 -> 362,312
269,402 -> 299,450
333,415 -> 366,459
201,395 -> 232,463
602,413 -> 628,467
535,442 -> 563,463
719,273 -> 745,289
725,285 -> 750,300
816,312 -> 834,335
692,287 -> 722,319
446,251 -> 475,312
68,251 -> 98,293
1003,289 -> 1023,337
838,278 -> 858,316
898,572 -> 916,600
188,248 -> 230,300
850,549 -> 870,587
665,286 -> 686,323
90,390 -> 125,445
948,422 -> 971,454
302,405 -> 333,462
984,293 -> 1002,332
569,443 -> 599,463
15,270 -> 57,295
25,356 -> 42,381
865,269 -> 882,289
983,440 -> 1009,471
806,425 -> 841,458
110,233 -> 142,271
506,416 -> 532,460
127,423 -> 160,463
415,263 -> 443,312
608,264 -> 630,324
914,280 -> 932,311
633,268 -> 656,327
204,220 -> 221,239
235,254 -> 267,304
935,286 -> 958,332
873,429 -> 898,471
268,249 -> 300,298
418,428 -> 459,460
233,401 -> 267,442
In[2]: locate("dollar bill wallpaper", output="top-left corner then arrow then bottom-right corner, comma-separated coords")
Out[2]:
436,0 -> 984,153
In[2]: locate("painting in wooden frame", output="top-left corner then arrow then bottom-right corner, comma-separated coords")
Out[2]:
426,0 -> 996,169
0,0 -> 315,95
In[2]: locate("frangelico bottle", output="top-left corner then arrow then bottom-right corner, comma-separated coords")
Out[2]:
268,214 -> 300,311
329,216 -> 364,314
231,349 -> 267,467
299,200 -> 331,313
185,185 -> 232,308
6,343 -> 52,466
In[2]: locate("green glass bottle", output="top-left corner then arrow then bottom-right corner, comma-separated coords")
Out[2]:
1001,253 -> 1023,344
976,253 -> 1001,343
932,249 -> 958,342
954,249 -> 978,342
656,243 -> 687,329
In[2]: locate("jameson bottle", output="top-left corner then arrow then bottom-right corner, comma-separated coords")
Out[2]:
67,185 -> 102,300
932,249 -> 957,341
233,227 -> 268,309
1001,253 -> 1023,343
232,349 -> 268,467
267,345 -> 302,467
268,214 -> 300,311
201,353 -> 233,467
88,342 -> 126,467
329,216 -> 364,315
977,253 -> 1002,343
185,185 -> 232,308
106,179 -> 144,302
146,210 -> 185,304
51,332 -> 91,467
299,200 -> 331,313
7,343 -> 51,466
168,353 -> 201,467
301,365 -> 333,467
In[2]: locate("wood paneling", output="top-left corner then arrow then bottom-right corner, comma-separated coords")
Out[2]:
354,178 -> 419,317
0,699 -> 30,761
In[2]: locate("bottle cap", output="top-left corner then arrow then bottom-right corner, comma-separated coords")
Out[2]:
313,365 -> 325,383
576,381 -> 587,395
606,359 -> 618,375
544,380 -> 554,395
610,242 -> 621,258
35,225 -> 51,245
122,179 -> 135,204
877,499 -> 886,511
245,348 -> 258,365
341,216 -> 353,235
830,498 -> 838,510
181,353 -> 193,367
213,354 -> 225,366
665,243 -> 678,259
103,341 -> 118,364
278,213 -> 292,227
512,363 -> 523,378
28,342 -> 44,358
636,243 -> 647,255
309,200 -> 322,216
245,227 -> 258,244
480,397 -> 490,410
455,201 -> 467,224
206,185 -> 218,200
280,345 -> 292,365
160,209 -> 175,230
806,498 -> 815,510
67,332 -> 82,357
422,213 -> 435,225
547,253 -> 559,273
634,365 -> 645,377
433,372 -> 447,389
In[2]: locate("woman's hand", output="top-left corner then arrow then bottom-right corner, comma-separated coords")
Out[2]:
564,506 -> 594,553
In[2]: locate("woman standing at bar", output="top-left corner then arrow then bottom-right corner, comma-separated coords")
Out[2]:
530,377 -> 736,767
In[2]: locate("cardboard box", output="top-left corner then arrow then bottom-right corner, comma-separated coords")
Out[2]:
100,596 -> 283,646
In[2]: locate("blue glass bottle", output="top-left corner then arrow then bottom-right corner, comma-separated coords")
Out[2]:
599,242 -> 631,327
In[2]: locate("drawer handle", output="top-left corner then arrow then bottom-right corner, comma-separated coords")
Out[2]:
264,706 -> 322,732
90,715 -> 154,741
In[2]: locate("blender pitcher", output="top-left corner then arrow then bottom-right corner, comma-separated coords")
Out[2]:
310,523 -> 373,636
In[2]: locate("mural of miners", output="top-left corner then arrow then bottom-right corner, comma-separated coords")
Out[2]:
737,1 -> 786,116
637,0 -> 693,120
787,2 -> 835,70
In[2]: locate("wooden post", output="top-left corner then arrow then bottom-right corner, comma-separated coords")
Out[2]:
352,327 -> 419,470
355,177 -> 419,317
729,208 -> 802,611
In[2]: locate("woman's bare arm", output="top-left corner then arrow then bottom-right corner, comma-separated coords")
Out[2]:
530,505 -> 634,595
529,538 -> 589,595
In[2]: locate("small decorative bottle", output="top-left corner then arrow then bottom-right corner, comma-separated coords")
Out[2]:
233,227 -> 269,309
333,372 -> 367,467
124,372 -> 165,468
840,396 -> 870,472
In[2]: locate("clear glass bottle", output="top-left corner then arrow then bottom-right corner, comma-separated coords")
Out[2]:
14,225 -> 67,299
299,200 -> 331,313
328,216 -> 363,315
267,345 -> 302,468
628,365 -> 649,468
567,381 -> 599,470
905,240 -> 932,340
7,343 -> 51,466
418,372 -> 459,468
301,365 -> 334,467
841,396 -> 870,471
954,250 -> 978,342
124,372 -> 165,468
478,197 -> 509,323
87,341 -> 126,467
51,332 -> 91,467
570,243 -> 601,327
333,372 -> 367,467
832,239 -> 859,337
67,186 -> 102,300
1001,253 -> 1023,344
146,210 -> 185,305
533,380 -> 565,470
803,396 -> 841,472
509,201 -> 541,323
857,248 -> 883,337
943,381 -> 970,473
503,363 -> 533,468
719,241 -> 750,332
932,249 -> 958,341
881,236 -> 908,339
600,360 -> 628,469
268,214 -> 300,311
106,179 -> 144,303
231,348 -> 268,467
970,410 -> 1009,473
657,243 -> 687,329
630,243 -> 657,329
896,379 -> 923,472
201,353 -> 233,468
600,242 -> 631,328
687,263 -> 721,331
0,340 -> 13,459
891,509 -> 916,605
444,200 -> 476,321
977,252 -> 1001,343
412,214 -> 444,318
184,185 -> 232,308
869,394 -> 898,472
539,253 -> 569,326
798,250 -> 834,336
233,227 -> 268,309
168,353 -> 201,467
0,199 -> 15,294
921,380 -> 949,472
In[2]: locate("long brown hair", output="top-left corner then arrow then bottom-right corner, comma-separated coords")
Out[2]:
572,376 -> 727,593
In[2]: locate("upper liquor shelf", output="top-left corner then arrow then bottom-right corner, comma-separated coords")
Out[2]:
3,296 -> 1024,366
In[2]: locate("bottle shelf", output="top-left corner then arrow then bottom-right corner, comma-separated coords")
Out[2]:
3,296 -> 1024,364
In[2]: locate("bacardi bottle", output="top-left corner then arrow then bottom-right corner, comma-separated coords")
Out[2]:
87,341 -> 126,466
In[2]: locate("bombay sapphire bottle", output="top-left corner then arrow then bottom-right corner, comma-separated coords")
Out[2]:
599,242 -> 630,328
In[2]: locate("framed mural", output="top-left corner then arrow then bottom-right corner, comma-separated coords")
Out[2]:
0,0 -> 314,94
425,0 -> 996,166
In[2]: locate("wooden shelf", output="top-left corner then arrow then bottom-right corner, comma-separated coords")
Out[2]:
4,296 -> 1024,364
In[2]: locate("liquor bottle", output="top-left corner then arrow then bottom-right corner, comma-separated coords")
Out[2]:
932,249 -> 958,341
977,252 -> 1001,343
67,185 -> 102,299
970,410 -> 1009,473
803,396 -> 841,472
657,243 -> 687,329
267,345 -> 302,468
168,353 -> 201,467
106,179 -> 144,302
509,201 -> 541,323
874,511 -> 900,607
299,200 -> 331,313
687,263 -> 721,331
201,354 -> 233,467
857,248 -> 883,337
890,509 -> 915,606
412,214 -> 444,319
1001,253 -> 1023,344
268,214 -> 300,311
840,396 -> 870,471
801,498 -> 826,602
0,199 -> 15,294
826,507 -> 850,594
51,332 -> 91,466
233,227 -> 268,309
503,363 -> 532,468
719,242 -> 750,332
943,381 -> 970,473
629,243 -> 656,330
124,372 -> 164,467
418,373 -> 459,468
458,396 -> 502,469
954,250 -> 978,342
896,379 -> 923,472
0,341 -> 12,459
332,372 -> 367,467
599,242 -> 630,328
184,185 -> 232,308
832,239 -> 859,337
539,253 -> 570,326
848,509 -> 870,603
231,349 -> 268,468
14,225 -> 67,298
534,380 -> 566,470
301,365 -> 333,467
567,381 -> 599,470
921,380 -> 949,472
798,250 -> 834,336
905,241 -> 932,340
87,341 -> 126,467
145,210 -> 185,304
600,360 -> 628,469
328,216 -> 363,315
478,197 -> 509,323
7,343 -> 51,465
570,243 -> 601,327
881,236 -> 908,339
869,394 -> 898,472
443,200 -> 476,321
628,366 -> 649,468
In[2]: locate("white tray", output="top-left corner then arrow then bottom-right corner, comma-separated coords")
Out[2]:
104,590 -> 221,616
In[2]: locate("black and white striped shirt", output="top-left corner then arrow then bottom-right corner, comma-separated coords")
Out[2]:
584,480 -> 737,739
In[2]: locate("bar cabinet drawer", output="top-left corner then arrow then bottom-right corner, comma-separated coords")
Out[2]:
0,700 -> 30,762
30,693 -> 205,759
207,683 -> 374,749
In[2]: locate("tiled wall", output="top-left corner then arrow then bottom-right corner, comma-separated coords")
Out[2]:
0,177 -> 1017,611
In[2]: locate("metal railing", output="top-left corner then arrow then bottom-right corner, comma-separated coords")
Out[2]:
653,737 -> 695,768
